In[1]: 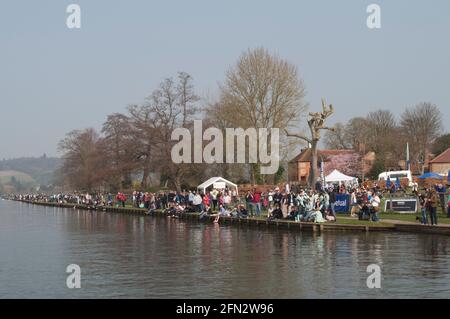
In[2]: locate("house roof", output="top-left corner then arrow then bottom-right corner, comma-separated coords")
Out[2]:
289,148 -> 356,163
430,148 -> 450,163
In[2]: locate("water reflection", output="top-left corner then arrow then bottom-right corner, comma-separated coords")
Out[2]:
0,200 -> 449,298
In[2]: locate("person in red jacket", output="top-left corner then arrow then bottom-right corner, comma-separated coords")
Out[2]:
252,189 -> 262,217
203,194 -> 210,208
116,192 -> 126,207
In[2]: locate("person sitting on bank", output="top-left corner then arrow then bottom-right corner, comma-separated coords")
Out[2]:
169,203 -> 185,218
286,205 -> 298,221
295,200 -> 307,222
214,204 -> 231,223
358,199 -> 370,220
267,203 -> 274,219
238,205 -> 249,218
309,205 -> 325,223
325,210 -> 336,222
370,191 -> 381,222
303,197 -> 323,223
267,204 -> 283,221
301,198 -> 314,222
199,204 -> 212,220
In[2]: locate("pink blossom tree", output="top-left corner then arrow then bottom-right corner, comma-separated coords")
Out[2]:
324,153 -> 362,178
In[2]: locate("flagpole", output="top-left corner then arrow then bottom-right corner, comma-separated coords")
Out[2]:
406,142 -> 410,171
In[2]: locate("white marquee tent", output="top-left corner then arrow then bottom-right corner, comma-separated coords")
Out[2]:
197,177 -> 239,195
325,169 -> 358,183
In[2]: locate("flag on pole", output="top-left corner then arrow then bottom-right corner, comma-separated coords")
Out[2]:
320,159 -> 325,187
406,143 -> 410,171
395,177 -> 401,189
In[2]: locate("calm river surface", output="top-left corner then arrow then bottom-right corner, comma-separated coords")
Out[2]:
0,199 -> 449,298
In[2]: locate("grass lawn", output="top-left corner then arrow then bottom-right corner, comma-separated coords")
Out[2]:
379,212 -> 450,224
246,214 -> 394,227
332,218 -> 394,227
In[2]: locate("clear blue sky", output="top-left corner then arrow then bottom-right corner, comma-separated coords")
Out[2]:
1,0 -> 449,158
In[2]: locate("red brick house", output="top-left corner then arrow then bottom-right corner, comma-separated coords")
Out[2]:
429,148 -> 450,175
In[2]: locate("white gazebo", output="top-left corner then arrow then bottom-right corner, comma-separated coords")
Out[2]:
325,169 -> 358,184
197,177 -> 238,195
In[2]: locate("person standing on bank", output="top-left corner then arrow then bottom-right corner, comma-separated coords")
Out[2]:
447,193 -> 450,218
329,188 -> 336,218
428,189 -> 439,226
252,189 -> 262,217
245,190 -> 254,216
418,192 -> 428,225
350,190 -> 359,218
436,184 -> 447,214
370,191 -> 381,222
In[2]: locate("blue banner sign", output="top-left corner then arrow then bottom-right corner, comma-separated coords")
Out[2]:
335,194 -> 350,213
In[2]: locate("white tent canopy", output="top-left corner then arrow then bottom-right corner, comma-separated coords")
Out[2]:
325,169 -> 358,183
197,177 -> 238,195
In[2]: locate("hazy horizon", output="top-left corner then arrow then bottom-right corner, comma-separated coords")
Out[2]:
1,0 -> 449,158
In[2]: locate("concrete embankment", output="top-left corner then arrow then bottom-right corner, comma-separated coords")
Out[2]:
13,200 -> 450,236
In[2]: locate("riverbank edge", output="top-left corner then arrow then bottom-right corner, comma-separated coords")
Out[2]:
11,199 -> 450,236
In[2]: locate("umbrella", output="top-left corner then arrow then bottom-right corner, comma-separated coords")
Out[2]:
418,172 -> 443,180
386,176 -> 391,188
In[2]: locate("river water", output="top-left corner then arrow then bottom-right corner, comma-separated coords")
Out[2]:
0,199 -> 449,298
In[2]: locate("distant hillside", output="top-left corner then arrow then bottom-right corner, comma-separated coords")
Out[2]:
0,170 -> 37,193
0,155 -> 61,186
0,170 -> 36,183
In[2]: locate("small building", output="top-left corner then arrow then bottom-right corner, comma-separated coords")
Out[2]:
429,148 -> 450,175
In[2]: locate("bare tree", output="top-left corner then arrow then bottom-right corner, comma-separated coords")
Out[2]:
345,117 -> 370,153
177,72 -> 200,128
323,122 -> 351,149
57,128 -> 105,191
214,47 -> 308,183
400,102 -> 443,173
101,113 -> 136,190
140,73 -> 200,191
286,99 -> 334,186
127,104 -> 158,188
432,133 -> 450,156
118,72 -> 200,191
366,110 -> 397,153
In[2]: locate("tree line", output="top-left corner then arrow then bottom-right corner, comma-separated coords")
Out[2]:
57,48 -> 307,192
57,47 -> 449,192
323,104 -> 447,177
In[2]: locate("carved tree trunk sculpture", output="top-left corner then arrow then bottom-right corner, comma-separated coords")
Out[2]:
286,99 -> 334,187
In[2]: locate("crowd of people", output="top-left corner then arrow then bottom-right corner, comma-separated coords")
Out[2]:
417,184 -> 449,225
7,180 -> 450,225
